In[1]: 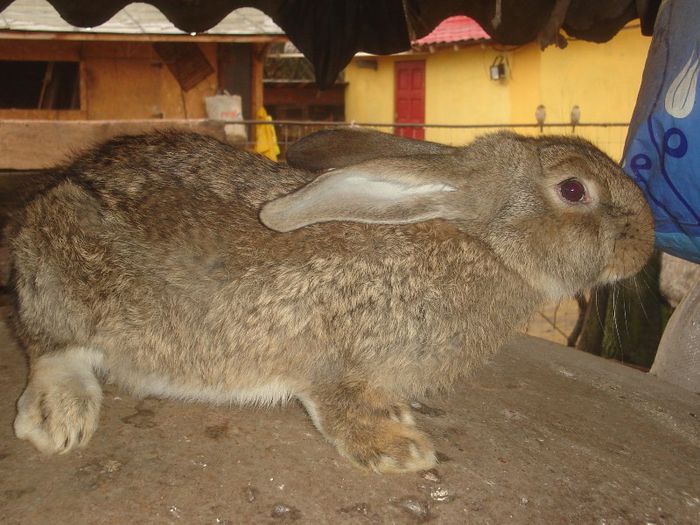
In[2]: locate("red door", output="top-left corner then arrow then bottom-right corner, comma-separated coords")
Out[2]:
394,60 -> 425,140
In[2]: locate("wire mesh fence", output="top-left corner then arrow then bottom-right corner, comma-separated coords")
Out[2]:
236,119 -> 631,161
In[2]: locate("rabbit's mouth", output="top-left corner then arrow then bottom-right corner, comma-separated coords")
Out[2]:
598,229 -> 655,284
593,191 -> 655,285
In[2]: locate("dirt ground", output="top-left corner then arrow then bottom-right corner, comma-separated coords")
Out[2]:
1,304 -> 698,524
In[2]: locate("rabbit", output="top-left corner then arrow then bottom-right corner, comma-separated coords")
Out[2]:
9,128 -> 654,473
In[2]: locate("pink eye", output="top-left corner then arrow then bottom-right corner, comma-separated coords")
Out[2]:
559,178 -> 586,203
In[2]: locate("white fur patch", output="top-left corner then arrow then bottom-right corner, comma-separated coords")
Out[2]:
296,393 -> 324,433
109,369 -> 295,407
532,273 -> 577,301
344,175 -> 456,199
32,346 -> 105,380
14,347 -> 103,453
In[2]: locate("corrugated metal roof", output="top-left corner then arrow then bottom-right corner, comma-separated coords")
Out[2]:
413,16 -> 490,47
0,0 -> 283,35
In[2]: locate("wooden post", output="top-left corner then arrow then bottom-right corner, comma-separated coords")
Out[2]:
566,292 -> 588,347
250,43 -> 268,143
79,44 -> 89,117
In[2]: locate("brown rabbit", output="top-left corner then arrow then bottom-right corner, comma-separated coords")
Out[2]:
10,128 -> 653,472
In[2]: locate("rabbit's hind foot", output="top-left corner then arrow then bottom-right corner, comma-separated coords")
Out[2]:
14,347 -> 103,454
298,384 -> 437,473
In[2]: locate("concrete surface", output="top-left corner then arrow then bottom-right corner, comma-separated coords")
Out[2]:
653,280 -> 700,393
0,306 -> 698,524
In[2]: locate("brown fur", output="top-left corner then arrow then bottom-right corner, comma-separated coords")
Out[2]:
9,129 -> 654,471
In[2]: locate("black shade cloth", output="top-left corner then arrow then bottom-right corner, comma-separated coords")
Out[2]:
0,0 -> 661,88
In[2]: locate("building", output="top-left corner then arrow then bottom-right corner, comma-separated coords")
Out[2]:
263,41 -> 345,123
344,16 -> 651,160
0,0 -> 285,168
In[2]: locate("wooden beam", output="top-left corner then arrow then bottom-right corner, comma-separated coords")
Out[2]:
263,85 -> 345,106
79,46 -> 89,114
250,43 -> 268,142
0,31 -> 286,44
0,109 -> 87,120
0,119 -> 228,170
0,39 -> 81,60
153,42 -> 214,92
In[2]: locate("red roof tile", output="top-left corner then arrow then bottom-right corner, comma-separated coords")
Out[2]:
414,16 -> 490,46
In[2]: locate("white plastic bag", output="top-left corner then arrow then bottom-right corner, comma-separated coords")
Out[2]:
205,93 -> 247,143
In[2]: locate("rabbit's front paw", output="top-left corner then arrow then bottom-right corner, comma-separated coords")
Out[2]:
14,349 -> 103,454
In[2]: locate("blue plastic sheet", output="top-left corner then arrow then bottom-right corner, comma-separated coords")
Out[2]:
623,0 -> 700,262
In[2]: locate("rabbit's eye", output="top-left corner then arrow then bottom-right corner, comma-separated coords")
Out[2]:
559,179 -> 586,203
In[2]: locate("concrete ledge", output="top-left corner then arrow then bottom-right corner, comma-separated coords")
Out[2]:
0,119 -> 228,170
0,314 -> 698,523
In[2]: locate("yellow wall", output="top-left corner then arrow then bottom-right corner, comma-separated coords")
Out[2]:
535,27 -> 650,157
344,55 -> 400,124
424,45 -> 511,144
345,26 -> 651,160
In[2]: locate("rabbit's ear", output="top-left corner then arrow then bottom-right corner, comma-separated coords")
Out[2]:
285,128 -> 456,172
260,158 -> 459,232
